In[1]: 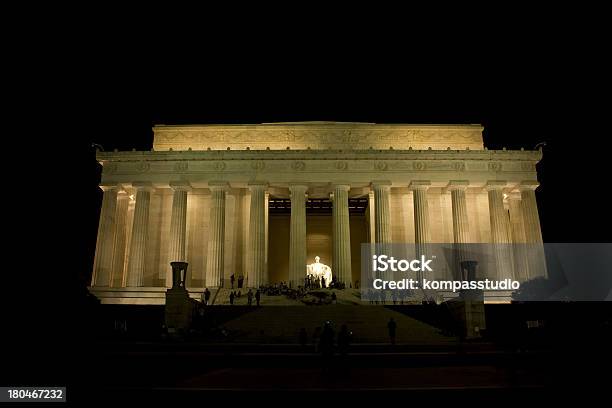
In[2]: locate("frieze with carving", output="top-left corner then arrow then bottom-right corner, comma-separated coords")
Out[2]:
291,161 -> 306,171
335,161 -> 348,170
413,161 -> 426,171
251,161 -> 265,170
375,161 -> 388,171
488,162 -> 502,172
136,162 -> 150,173
152,124 -> 485,151
174,162 -> 189,172
452,162 -> 466,172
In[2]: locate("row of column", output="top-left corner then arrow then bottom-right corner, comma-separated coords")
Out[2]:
92,179 -> 544,288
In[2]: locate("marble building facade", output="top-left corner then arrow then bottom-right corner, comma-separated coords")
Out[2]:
90,122 -> 544,304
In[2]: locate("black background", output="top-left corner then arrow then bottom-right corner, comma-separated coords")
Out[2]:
5,18 -> 611,396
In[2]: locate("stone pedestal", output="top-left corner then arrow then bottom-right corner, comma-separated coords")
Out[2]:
447,298 -> 486,339
165,287 -> 194,332
448,260 -> 486,339
165,261 -> 194,331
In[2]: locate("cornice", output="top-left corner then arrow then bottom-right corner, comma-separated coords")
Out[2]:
98,149 -> 542,163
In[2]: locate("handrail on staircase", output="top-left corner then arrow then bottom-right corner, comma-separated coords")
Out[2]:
210,278 -> 224,305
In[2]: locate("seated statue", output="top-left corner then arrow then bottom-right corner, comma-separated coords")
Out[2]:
306,256 -> 333,288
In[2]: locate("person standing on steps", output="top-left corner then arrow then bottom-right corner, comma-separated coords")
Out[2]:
255,289 -> 261,306
319,321 -> 335,359
230,274 -> 235,289
247,289 -> 253,306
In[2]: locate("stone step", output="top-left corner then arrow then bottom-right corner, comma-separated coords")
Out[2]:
221,305 -> 457,344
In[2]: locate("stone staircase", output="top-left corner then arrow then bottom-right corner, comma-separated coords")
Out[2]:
220,305 -> 457,345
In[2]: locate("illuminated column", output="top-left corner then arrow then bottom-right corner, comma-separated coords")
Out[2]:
248,182 -> 267,288
92,184 -> 118,287
264,191 -> 270,284
486,181 -> 512,243
520,181 -> 543,243
110,189 -> 129,287
367,190 -> 376,245
486,180 -> 514,280
126,182 -> 154,287
372,181 -> 392,245
206,182 -> 228,288
166,181 -> 192,288
520,181 -> 546,278
508,192 -> 526,243
508,191 -> 529,281
289,184 -> 307,288
332,184 -> 352,285
410,181 -> 431,281
448,181 -> 470,244
410,181 -> 431,244
448,181 -> 469,280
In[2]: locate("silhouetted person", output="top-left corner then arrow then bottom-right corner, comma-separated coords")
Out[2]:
255,289 -> 261,306
337,324 -> 351,356
230,274 -> 235,289
387,318 -> 397,345
319,321 -> 335,358
247,289 -> 253,306
238,275 -> 244,289
203,288 -> 211,305
229,291 -> 235,305
331,292 -> 337,304
299,328 -> 308,349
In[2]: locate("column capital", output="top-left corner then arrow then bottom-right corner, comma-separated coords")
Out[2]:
485,180 -> 507,191
169,180 -> 192,192
507,191 -> 522,201
208,181 -> 229,192
409,180 -> 431,191
333,184 -> 351,192
99,183 -> 120,192
288,183 -> 308,192
371,180 -> 392,190
519,180 -> 540,191
447,180 -> 469,191
248,181 -> 269,190
131,181 -> 155,192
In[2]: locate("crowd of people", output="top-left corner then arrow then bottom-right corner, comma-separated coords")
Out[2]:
198,276 -> 357,307
304,275 -> 354,290
228,288 -> 261,306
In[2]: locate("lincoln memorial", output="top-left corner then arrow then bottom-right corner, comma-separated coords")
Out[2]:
90,122 -> 544,304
